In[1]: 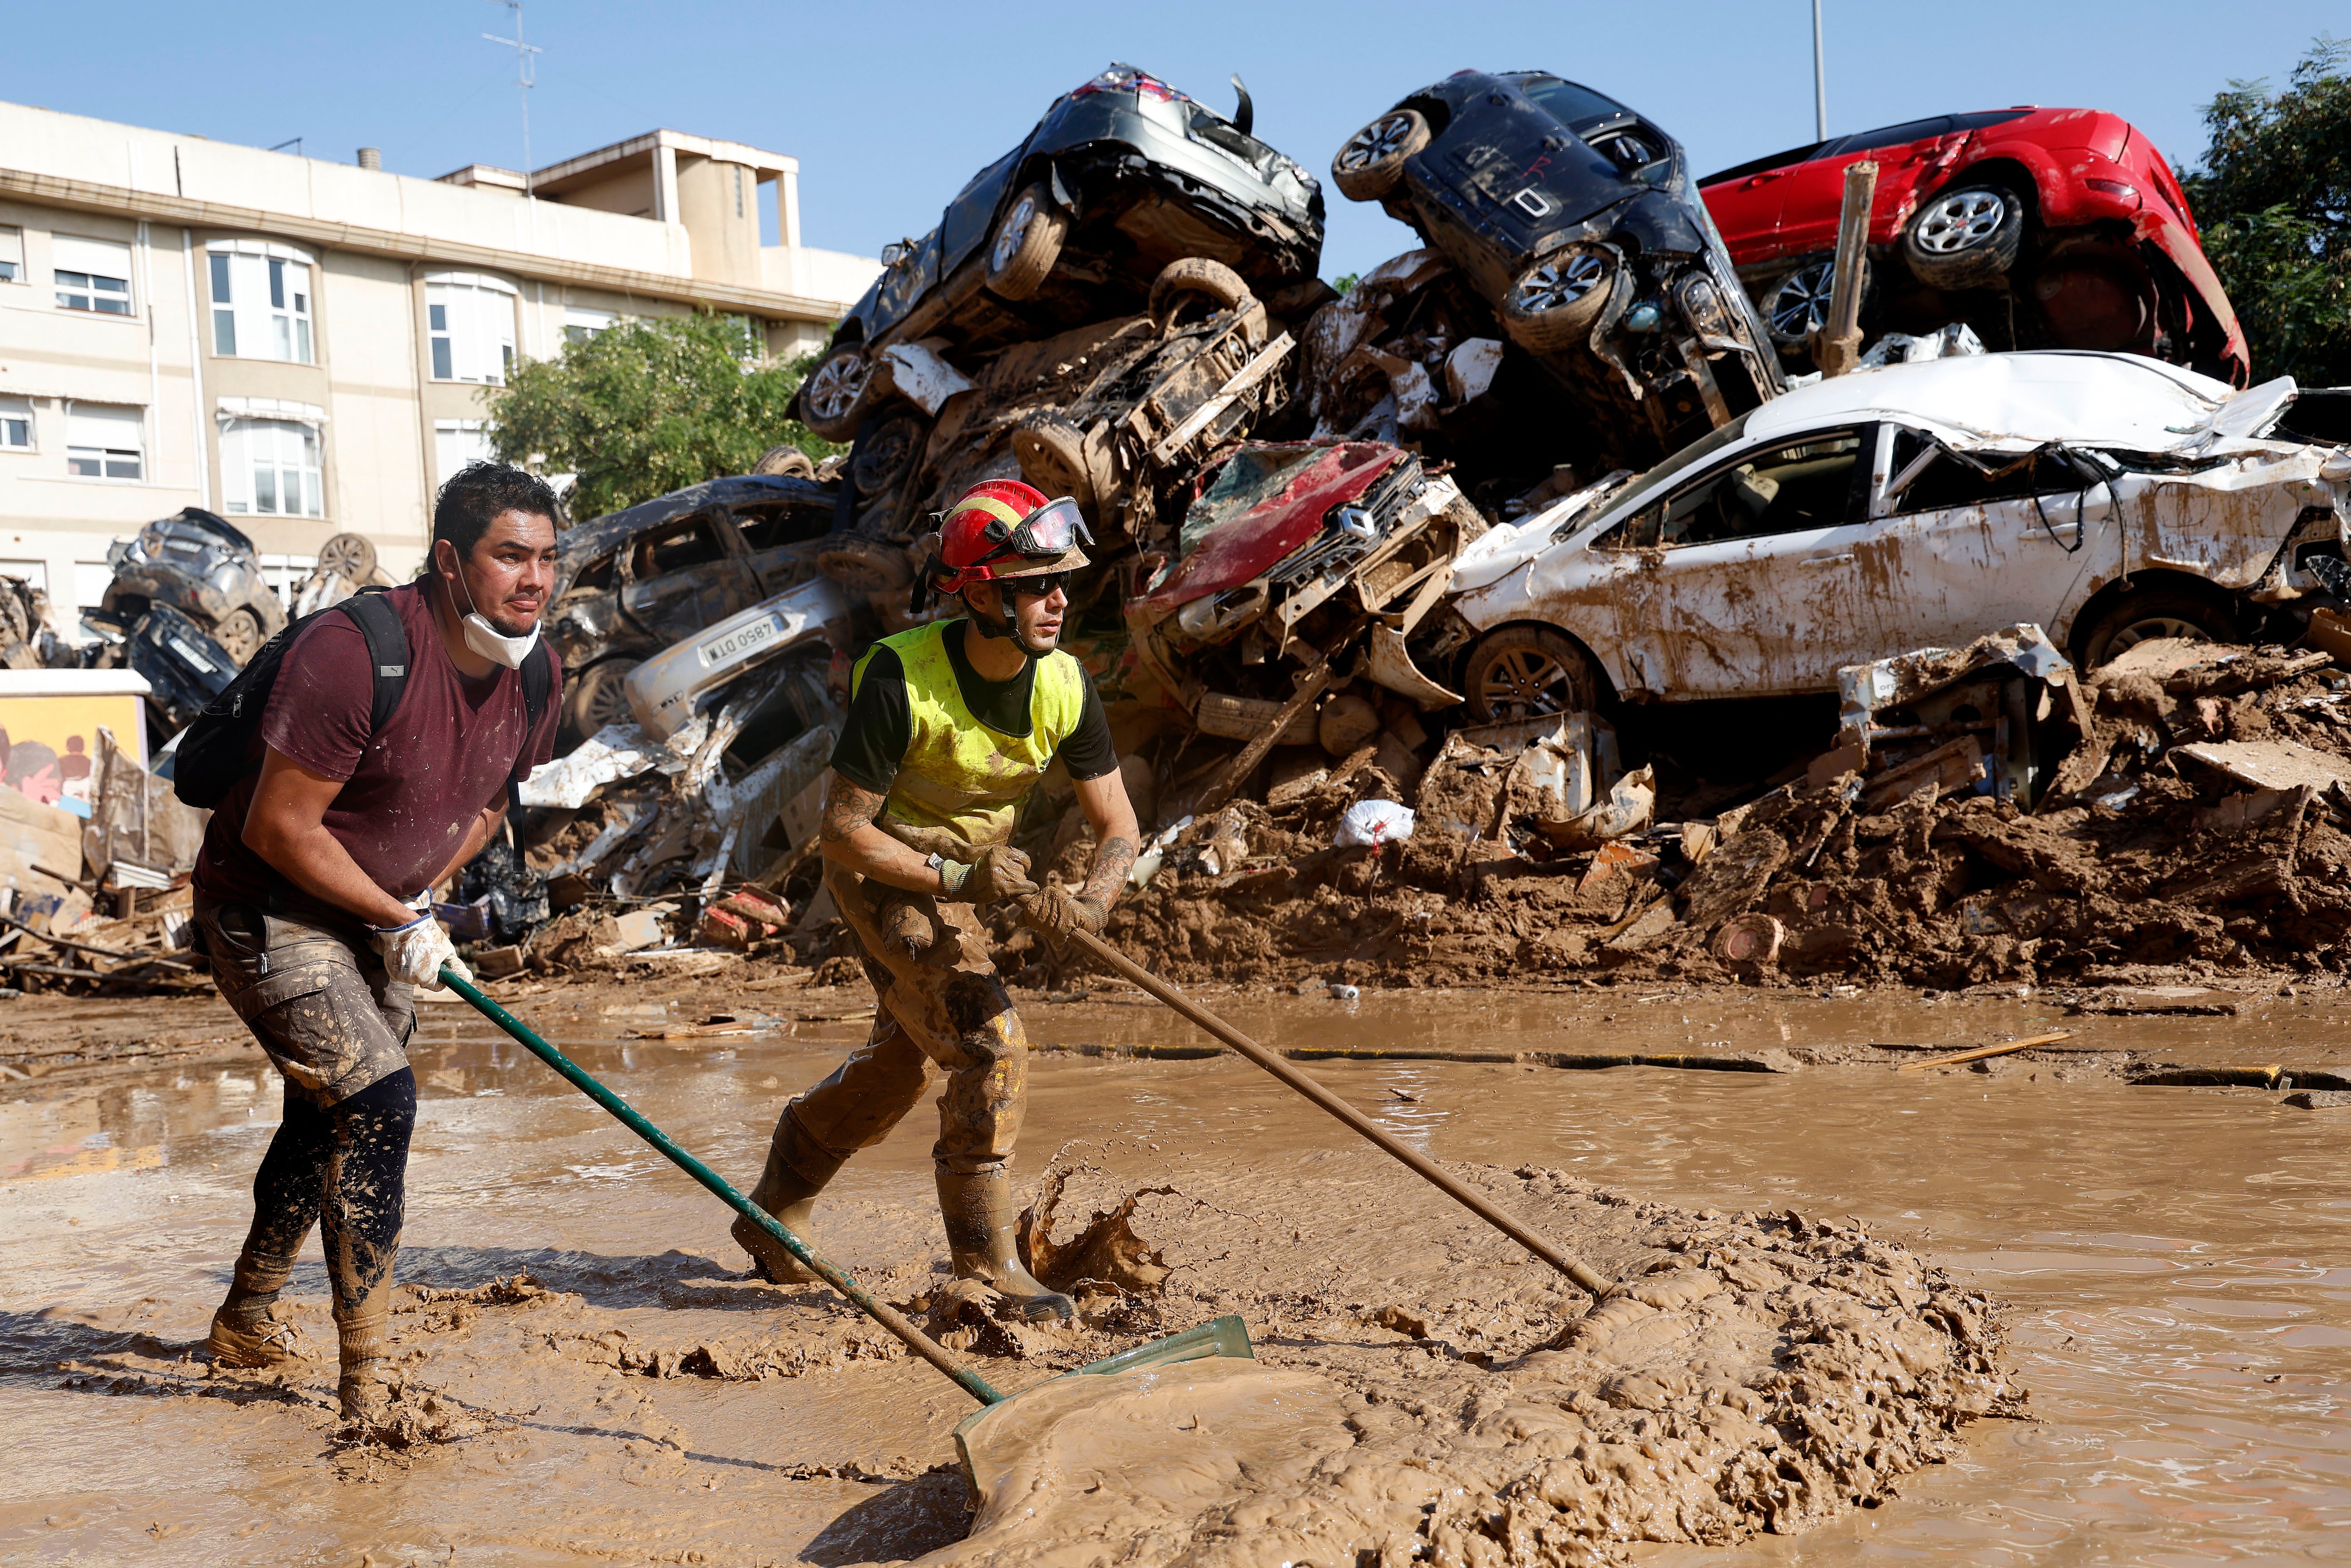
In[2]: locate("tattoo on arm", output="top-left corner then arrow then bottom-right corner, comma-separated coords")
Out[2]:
1083,835 -> 1136,909
821,778 -> 884,844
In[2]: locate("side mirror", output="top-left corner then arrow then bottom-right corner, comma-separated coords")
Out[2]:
1230,74 -> 1254,138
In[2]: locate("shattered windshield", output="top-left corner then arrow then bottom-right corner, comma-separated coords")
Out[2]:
1557,410 -> 1754,540
1179,446 -> 1325,556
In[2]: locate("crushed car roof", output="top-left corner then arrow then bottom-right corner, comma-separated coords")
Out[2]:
558,474 -> 835,571
1744,351 -> 2280,456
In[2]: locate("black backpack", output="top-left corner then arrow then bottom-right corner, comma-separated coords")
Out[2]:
171,586 -> 553,808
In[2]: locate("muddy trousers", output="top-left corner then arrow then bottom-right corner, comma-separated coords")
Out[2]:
774,863 -> 1030,1181
220,1068 -> 416,1362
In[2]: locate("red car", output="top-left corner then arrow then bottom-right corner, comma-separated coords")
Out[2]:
1699,107 -> 2248,386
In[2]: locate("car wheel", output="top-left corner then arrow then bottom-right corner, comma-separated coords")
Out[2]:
2074,588 -> 2238,670
751,443 -> 817,480
815,534 -> 916,594
800,343 -> 877,443
850,413 -> 929,498
1012,412 -> 1099,512
214,607 -> 265,666
1902,183 -> 2025,292
1463,626 -> 1604,724
1500,249 -> 1617,356
1762,258 -> 1836,348
1148,257 -> 1257,336
562,657 -> 643,748
1332,109 -> 1431,203
986,184 -> 1068,302
315,531 -> 378,583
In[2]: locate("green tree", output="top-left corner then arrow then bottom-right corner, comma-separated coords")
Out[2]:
2181,38 -> 2351,384
486,312 -> 838,520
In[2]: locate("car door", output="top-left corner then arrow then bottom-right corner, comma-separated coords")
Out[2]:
939,143 -> 1026,279
1697,140 -> 1832,263
1846,425 -> 2120,655
616,510 -> 761,646
1596,426 -> 1880,696
1775,118 -> 1955,256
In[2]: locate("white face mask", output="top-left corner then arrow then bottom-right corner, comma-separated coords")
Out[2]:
448,550 -> 542,670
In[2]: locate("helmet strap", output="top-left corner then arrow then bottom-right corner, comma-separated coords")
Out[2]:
962,584 -> 1050,660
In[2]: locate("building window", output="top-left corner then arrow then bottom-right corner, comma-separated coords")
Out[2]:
425,275 -> 517,384
434,420 -> 493,487
564,306 -> 615,345
221,418 -> 323,517
0,226 -> 22,284
65,404 -> 144,480
53,236 -> 134,315
208,246 -> 314,363
0,398 -> 31,450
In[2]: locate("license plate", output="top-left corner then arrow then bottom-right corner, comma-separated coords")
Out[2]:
699,612 -> 786,668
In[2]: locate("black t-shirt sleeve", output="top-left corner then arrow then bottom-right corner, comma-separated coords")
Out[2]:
828,645 -> 912,796
1058,665 -> 1119,782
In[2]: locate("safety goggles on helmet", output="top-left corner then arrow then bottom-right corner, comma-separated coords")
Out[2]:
967,496 -> 1092,573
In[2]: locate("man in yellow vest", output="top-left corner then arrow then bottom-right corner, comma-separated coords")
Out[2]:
735,479 -> 1138,1320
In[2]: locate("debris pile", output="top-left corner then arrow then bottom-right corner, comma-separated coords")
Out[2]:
1070,629 -> 2351,992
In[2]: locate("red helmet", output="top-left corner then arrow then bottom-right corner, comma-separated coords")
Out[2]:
931,478 -> 1093,596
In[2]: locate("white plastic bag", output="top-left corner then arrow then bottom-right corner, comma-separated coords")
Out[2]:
1334,799 -> 1415,849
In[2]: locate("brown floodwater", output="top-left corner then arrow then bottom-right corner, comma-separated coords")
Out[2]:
3,981 -> 2348,1563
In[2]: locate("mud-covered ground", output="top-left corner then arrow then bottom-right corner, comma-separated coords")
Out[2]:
6,981 -> 2350,1563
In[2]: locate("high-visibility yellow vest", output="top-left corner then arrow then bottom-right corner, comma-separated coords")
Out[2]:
856,619 -> 1088,857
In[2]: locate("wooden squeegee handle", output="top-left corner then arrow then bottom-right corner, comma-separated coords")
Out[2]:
1063,929 -> 1617,1300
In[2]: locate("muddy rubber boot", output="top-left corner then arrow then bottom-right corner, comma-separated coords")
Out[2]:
206,1246 -> 316,1370
333,1242 -> 399,1436
936,1166 -> 1074,1324
731,1113 -> 843,1285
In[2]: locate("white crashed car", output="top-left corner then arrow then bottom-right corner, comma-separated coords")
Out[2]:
1444,351 -> 2351,719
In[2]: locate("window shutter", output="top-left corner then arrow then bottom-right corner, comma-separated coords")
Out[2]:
53,236 -> 133,280
67,404 -> 143,449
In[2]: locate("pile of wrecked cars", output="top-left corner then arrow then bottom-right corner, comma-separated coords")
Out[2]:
35,57 -> 2346,1001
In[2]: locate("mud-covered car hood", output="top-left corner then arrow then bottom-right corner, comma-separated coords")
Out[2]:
1138,442 -> 1402,609
556,475 -> 835,596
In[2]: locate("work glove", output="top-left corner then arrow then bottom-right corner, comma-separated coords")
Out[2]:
1022,881 -> 1108,947
370,910 -> 472,991
958,844 -> 1039,906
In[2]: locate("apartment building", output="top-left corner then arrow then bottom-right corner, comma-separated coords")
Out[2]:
0,102 -> 879,636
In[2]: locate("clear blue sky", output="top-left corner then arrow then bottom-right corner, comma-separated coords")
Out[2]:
4,2 -> 2338,281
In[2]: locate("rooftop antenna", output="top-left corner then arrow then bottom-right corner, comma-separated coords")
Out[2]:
1811,0 -> 1828,141
482,0 -> 543,197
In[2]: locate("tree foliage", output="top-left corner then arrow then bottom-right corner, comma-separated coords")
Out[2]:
2181,38 -> 2351,384
486,313 -> 837,521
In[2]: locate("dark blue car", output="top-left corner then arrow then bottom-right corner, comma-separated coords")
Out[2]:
1333,70 -> 1782,467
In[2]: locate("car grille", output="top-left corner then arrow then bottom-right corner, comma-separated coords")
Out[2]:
1269,457 -> 1428,588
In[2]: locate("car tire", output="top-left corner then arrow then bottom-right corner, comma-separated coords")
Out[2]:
986,184 -> 1068,302
214,607 -> 265,666
2073,588 -> 2238,670
1902,182 -> 2026,292
1148,258 -> 1257,336
1012,412 -> 1099,512
800,343 -> 878,443
1500,249 -> 1617,356
751,443 -> 817,480
815,534 -> 916,594
315,531 -> 378,584
1759,257 -> 1839,349
850,413 -> 929,498
1332,109 -> 1431,203
1462,626 -> 1605,724
561,656 -> 643,749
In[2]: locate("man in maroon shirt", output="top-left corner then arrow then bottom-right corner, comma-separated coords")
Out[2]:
191,462 -> 561,1432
